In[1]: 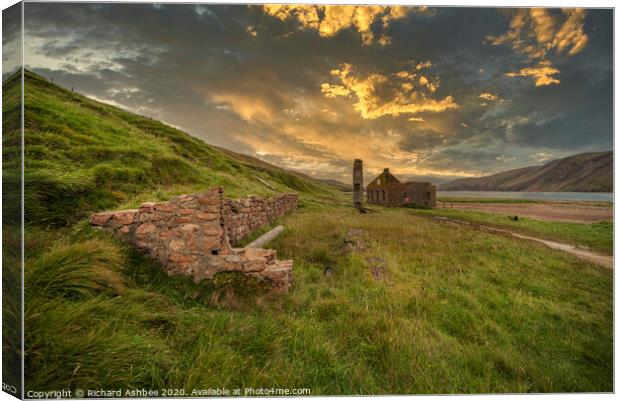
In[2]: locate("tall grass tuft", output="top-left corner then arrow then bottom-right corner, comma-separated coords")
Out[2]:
25,239 -> 126,302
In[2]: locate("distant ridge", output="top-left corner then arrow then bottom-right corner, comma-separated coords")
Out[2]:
440,151 -> 613,192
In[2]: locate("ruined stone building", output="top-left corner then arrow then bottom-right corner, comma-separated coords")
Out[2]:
366,168 -> 437,208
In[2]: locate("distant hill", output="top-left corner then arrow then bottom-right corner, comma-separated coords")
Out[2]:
316,178 -> 351,192
440,151 -> 613,192
213,145 -> 350,192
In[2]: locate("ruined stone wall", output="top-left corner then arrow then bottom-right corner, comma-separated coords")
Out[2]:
223,194 -> 298,245
90,188 -> 298,292
403,182 -> 437,208
429,185 -> 437,208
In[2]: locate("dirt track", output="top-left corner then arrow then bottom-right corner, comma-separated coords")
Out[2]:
433,216 -> 613,269
439,202 -> 613,223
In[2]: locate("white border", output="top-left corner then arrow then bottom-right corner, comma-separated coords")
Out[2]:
0,1 -> 616,401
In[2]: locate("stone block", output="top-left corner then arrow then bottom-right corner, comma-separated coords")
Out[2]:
181,224 -> 200,232
169,253 -> 195,263
90,212 -> 113,226
160,230 -> 175,239
154,203 -> 175,212
242,256 -> 268,272
244,248 -> 277,261
113,210 -> 138,225
202,237 -> 220,250
196,212 -> 218,221
139,202 -> 156,212
169,239 -> 185,253
136,223 -> 157,236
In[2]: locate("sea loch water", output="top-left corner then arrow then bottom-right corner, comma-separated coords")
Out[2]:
437,191 -> 613,203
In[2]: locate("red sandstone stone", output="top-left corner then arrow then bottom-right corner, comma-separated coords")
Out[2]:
197,192 -> 220,205
154,203 -> 175,212
139,202 -> 156,212
160,230 -> 174,239
203,225 -> 223,236
169,240 -> 185,253
169,253 -> 195,263
113,210 -> 138,225
136,223 -> 157,236
260,265 -> 291,281
181,224 -> 200,232
179,208 -> 195,215
196,212 -> 218,221
90,213 -> 112,226
203,237 -> 220,250
242,256 -> 268,272
175,217 -> 193,224
119,225 -> 130,234
244,248 -> 276,261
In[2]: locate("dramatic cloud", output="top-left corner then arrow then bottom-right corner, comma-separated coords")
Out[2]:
321,63 -> 458,120
479,92 -> 499,101
22,4 -> 612,183
261,5 -> 414,45
2,3 -> 22,78
505,61 -> 560,87
489,8 -> 588,86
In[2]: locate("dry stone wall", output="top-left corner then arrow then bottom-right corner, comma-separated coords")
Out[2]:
223,194 -> 298,245
89,187 -> 298,292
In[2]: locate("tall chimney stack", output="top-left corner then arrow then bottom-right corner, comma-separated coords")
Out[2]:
353,159 -> 363,211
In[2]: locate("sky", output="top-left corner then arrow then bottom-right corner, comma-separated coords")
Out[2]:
11,3 -> 614,184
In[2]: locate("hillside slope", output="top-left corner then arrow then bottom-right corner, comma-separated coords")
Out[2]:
3,71 -> 344,227
3,72 -> 612,395
440,152 -> 613,192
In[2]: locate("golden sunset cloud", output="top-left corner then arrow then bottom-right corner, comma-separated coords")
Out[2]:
261,4 -> 413,45
479,92 -> 499,101
321,63 -> 458,120
488,8 -> 588,86
210,92 -> 277,123
505,62 -> 560,87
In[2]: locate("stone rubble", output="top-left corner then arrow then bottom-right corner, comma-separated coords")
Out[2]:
344,228 -> 366,252
89,187 -> 298,292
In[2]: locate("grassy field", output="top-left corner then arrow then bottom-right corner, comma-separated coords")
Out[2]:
414,208 -> 613,255
5,71 -> 614,394
23,207 -> 613,394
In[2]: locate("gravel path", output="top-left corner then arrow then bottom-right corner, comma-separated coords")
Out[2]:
433,216 -> 613,269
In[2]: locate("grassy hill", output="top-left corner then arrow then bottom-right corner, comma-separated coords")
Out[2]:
3,71 -> 613,394
3,70 -> 345,228
440,151 -> 613,192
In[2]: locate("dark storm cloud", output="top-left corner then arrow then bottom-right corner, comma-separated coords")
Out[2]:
23,4 -> 613,182
3,2 -> 22,78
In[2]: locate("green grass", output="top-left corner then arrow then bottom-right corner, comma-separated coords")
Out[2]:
4,71 -> 613,394
413,208 -> 613,255
22,207 -> 612,393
